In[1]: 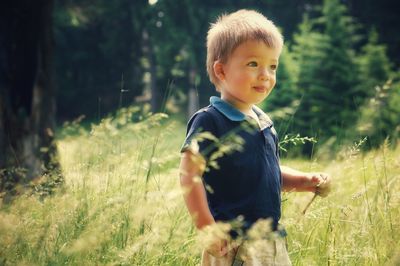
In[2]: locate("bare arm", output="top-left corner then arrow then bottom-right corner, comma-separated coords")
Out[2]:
179,150 -> 215,229
281,165 -> 321,192
179,150 -> 230,257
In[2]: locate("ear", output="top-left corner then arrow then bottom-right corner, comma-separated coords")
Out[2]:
213,61 -> 226,82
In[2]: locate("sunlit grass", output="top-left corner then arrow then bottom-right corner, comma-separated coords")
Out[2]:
0,108 -> 399,265
282,140 -> 400,266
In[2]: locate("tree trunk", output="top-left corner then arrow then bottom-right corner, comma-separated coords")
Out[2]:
142,29 -> 162,113
187,66 -> 199,118
0,0 -> 61,192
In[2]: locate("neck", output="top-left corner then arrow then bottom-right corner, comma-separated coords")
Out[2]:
221,96 -> 253,115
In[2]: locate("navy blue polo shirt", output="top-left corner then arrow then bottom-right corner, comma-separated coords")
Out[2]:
181,96 -> 282,234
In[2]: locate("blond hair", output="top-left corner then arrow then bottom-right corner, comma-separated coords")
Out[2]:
206,9 -> 284,86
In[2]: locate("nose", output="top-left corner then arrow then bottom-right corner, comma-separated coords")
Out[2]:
258,68 -> 269,81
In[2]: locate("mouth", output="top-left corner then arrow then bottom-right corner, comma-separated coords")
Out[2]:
253,86 -> 267,93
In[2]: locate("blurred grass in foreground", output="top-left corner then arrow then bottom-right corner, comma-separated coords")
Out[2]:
0,107 -> 399,265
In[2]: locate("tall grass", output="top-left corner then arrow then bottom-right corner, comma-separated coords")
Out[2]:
282,139 -> 400,266
0,108 -> 399,265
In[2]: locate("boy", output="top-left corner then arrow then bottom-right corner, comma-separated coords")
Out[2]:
179,9 -> 331,265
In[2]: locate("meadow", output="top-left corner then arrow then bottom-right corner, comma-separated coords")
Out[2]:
0,107 -> 399,265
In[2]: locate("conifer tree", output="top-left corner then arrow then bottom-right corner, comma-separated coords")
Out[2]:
290,16 -> 329,152
291,0 -> 360,153
315,0 -> 359,139
354,29 -> 397,148
356,80 -> 400,148
357,28 -> 392,99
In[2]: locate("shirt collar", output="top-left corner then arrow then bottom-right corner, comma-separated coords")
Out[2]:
210,96 -> 273,128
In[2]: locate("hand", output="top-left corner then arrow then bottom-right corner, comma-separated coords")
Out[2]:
200,223 -> 232,257
308,172 -> 331,197
206,237 -> 229,257
315,173 -> 332,198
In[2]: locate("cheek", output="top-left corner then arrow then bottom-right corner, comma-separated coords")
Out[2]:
231,71 -> 253,85
270,75 -> 277,87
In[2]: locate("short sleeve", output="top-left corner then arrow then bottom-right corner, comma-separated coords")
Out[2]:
270,126 -> 280,161
180,110 -> 218,162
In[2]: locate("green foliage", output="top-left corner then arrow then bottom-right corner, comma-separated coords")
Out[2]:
289,15 -> 329,153
319,29 -> 396,154
52,0 -> 400,152
261,1 -> 398,154
279,134 -> 317,153
287,0 -> 382,154
356,28 -> 393,100
316,0 -> 360,138
54,0 -> 148,118
355,80 -> 400,149
51,0 -> 400,155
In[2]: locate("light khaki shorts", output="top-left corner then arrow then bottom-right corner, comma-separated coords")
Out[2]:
201,237 -> 292,266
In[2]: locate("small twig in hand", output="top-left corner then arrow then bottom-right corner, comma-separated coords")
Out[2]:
302,193 -> 317,215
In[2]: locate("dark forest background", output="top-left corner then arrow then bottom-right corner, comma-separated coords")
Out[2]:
54,0 -> 400,152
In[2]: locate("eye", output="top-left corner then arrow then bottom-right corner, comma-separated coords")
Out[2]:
270,64 -> 277,70
247,61 -> 258,67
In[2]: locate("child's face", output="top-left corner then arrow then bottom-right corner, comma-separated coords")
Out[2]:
217,40 -> 281,111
